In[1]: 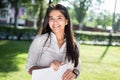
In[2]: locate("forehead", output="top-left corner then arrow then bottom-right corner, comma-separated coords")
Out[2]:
49,10 -> 64,17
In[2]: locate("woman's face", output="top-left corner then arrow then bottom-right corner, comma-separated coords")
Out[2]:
48,10 -> 68,34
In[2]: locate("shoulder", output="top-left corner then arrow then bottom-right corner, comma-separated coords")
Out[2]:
34,33 -> 48,41
31,33 -> 49,46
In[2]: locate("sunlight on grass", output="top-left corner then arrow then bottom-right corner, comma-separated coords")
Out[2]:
4,53 -> 32,80
0,40 -> 8,45
0,53 -> 31,80
0,40 -> 120,80
77,45 -> 120,80
0,40 -> 31,80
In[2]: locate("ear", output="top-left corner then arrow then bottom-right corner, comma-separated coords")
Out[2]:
65,20 -> 68,25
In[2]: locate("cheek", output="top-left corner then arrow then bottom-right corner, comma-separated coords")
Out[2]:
48,22 -> 52,28
61,22 -> 66,27
58,21 -> 65,25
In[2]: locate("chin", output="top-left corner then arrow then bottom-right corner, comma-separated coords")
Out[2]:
53,29 -> 60,32
53,30 -> 60,34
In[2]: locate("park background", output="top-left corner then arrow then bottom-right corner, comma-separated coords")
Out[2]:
0,0 -> 120,80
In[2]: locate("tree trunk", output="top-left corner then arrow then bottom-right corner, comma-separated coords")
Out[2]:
14,4 -> 18,28
14,0 -> 21,40
37,0 -> 44,34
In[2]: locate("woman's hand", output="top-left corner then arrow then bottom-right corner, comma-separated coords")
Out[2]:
62,69 -> 75,80
50,60 -> 61,71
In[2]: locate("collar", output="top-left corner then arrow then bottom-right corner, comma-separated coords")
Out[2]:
50,32 -> 66,42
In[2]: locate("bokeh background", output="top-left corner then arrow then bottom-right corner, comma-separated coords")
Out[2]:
0,0 -> 120,80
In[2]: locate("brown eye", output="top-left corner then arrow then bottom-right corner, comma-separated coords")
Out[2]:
49,17 -> 54,22
58,17 -> 62,19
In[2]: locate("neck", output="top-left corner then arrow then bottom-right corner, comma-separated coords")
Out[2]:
55,32 -> 65,41
54,32 -> 65,49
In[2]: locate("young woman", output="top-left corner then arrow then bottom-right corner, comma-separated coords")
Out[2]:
26,4 -> 80,80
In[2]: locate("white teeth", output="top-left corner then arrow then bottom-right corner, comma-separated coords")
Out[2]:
53,26 -> 59,28
54,25 -> 59,27
53,26 -> 59,31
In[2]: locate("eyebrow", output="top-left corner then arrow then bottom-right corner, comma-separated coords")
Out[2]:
49,15 -> 64,18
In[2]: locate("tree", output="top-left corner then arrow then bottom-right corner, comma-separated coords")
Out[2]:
9,0 -> 21,28
49,0 -> 60,4
21,0 -> 39,20
73,0 -> 92,24
66,0 -> 103,29
95,11 -> 113,29
114,18 -> 120,32
36,0 -> 45,34
20,0 -> 47,34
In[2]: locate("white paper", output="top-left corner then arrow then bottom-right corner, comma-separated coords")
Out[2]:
32,64 -> 68,80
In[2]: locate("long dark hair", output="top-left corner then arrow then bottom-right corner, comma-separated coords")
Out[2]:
41,4 -> 79,67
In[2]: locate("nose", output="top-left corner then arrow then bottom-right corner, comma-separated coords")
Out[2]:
53,19 -> 58,24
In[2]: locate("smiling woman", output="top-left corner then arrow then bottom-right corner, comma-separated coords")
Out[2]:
26,3 -> 81,80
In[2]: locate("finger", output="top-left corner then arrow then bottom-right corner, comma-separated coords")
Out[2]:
62,70 -> 75,80
62,69 -> 71,80
54,60 -> 61,68
65,70 -> 72,80
54,60 -> 61,66
52,60 -> 61,71
66,72 -> 75,80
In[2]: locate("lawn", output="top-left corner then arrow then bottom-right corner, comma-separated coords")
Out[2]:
0,40 -> 120,80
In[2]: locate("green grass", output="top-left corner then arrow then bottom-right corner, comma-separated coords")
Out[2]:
0,40 -> 31,80
0,40 -> 120,80
79,45 -> 120,80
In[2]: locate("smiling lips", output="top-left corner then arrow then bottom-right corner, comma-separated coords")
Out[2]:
53,25 -> 60,30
